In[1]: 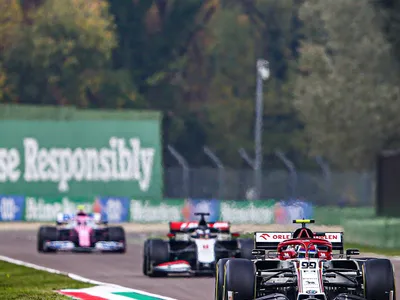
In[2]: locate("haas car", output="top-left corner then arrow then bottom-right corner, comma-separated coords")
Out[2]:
215,219 -> 396,300
37,212 -> 126,253
143,212 -> 254,277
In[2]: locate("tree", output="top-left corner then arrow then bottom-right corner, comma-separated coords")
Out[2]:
0,0 -> 22,102
294,0 -> 400,169
3,0 -> 131,108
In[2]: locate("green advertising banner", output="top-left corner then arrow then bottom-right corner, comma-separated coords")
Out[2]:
130,199 -> 185,223
25,196 -> 98,222
219,200 -> 276,224
0,120 -> 162,199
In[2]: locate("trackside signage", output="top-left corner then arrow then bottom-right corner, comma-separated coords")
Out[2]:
0,120 -> 163,199
219,200 -> 275,224
130,199 -> 183,222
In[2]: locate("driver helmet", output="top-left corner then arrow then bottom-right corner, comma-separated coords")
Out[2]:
193,228 -> 211,239
76,205 -> 87,216
296,245 -> 317,258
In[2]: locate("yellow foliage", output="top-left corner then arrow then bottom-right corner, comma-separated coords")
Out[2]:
0,0 -> 23,49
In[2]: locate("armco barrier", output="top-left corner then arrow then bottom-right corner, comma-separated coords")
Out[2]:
343,218 -> 400,248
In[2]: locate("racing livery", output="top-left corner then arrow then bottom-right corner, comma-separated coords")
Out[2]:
37,212 -> 126,253
142,212 -> 253,277
215,219 -> 396,300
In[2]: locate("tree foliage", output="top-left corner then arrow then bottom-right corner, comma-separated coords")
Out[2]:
0,0 -> 313,168
294,0 -> 400,170
3,0 -> 127,107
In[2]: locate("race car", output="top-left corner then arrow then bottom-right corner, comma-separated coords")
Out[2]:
142,212 -> 254,277
37,211 -> 126,253
215,219 -> 396,300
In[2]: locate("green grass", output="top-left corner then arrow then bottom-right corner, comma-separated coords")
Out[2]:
0,261 -> 94,300
346,243 -> 400,256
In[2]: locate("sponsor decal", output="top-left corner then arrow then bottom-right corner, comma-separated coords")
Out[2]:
306,290 -> 317,294
255,232 -> 292,242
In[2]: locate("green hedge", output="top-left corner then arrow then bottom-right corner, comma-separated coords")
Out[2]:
313,206 -> 375,225
343,218 -> 400,248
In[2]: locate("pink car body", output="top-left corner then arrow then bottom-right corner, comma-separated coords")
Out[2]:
74,215 -> 93,247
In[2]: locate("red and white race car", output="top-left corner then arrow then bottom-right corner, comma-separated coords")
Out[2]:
215,219 -> 396,300
142,213 -> 253,277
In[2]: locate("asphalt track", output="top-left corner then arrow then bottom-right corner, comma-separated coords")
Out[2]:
0,230 -> 212,300
0,230 -> 399,300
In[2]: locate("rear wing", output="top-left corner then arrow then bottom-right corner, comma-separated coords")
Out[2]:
169,221 -> 230,233
254,231 -> 344,253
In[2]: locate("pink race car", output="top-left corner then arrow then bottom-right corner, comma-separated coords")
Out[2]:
37,213 -> 126,253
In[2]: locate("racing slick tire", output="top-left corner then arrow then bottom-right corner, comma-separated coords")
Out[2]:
107,226 -> 126,253
145,239 -> 170,277
215,258 -> 230,300
363,258 -> 396,300
37,226 -> 58,253
239,238 -> 254,259
224,258 -> 255,300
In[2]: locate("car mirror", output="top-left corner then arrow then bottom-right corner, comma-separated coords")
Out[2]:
346,249 -> 360,256
252,249 -> 266,257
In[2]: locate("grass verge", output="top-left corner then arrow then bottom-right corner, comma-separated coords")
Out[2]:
0,261 -> 94,300
346,243 -> 400,256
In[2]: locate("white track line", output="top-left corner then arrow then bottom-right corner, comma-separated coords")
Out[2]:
0,255 -> 178,300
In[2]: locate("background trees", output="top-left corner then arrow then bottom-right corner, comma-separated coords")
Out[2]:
1,0 -> 400,170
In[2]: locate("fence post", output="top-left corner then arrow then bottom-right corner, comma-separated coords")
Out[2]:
203,146 -> 225,199
315,155 -> 332,192
275,150 -> 297,198
238,148 -> 260,199
167,145 -> 190,198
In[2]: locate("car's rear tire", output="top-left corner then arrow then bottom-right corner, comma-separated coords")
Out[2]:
239,238 -> 254,259
146,239 -> 170,277
108,226 -> 126,253
142,240 -> 149,276
363,258 -> 396,300
224,258 -> 255,300
215,258 -> 230,300
37,226 -> 58,253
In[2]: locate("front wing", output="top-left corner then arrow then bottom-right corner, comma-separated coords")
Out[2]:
152,260 -> 215,275
44,240 -> 125,253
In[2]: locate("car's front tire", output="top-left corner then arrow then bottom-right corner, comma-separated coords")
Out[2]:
363,258 -> 396,300
37,226 -> 58,253
145,239 -> 169,277
224,258 -> 255,300
215,258 -> 231,300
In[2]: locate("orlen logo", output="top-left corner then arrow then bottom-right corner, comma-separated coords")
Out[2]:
259,233 -> 270,240
259,233 -> 291,240
203,244 -> 209,249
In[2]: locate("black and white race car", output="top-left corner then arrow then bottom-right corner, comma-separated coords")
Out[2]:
215,219 -> 396,300
142,213 -> 253,277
